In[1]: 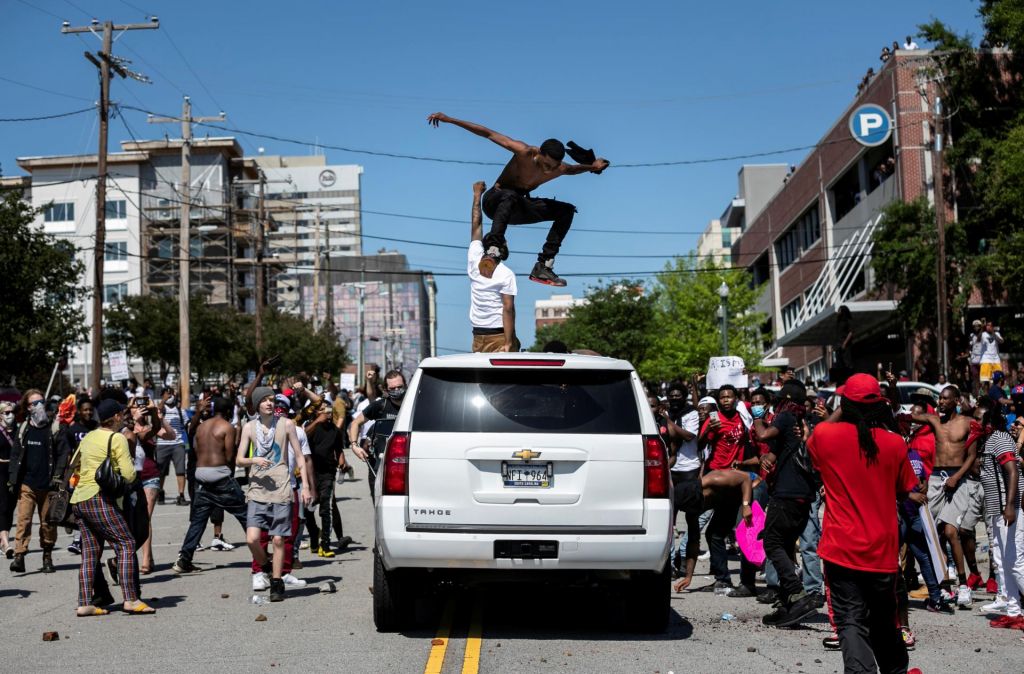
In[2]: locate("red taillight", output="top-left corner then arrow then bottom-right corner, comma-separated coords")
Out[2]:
642,435 -> 670,499
489,358 -> 565,367
382,432 -> 410,496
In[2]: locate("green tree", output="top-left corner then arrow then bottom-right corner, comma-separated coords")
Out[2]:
640,258 -> 765,382
0,191 -> 89,388
106,294 -> 179,378
531,280 -> 657,366
871,198 -> 969,333
260,311 -> 349,376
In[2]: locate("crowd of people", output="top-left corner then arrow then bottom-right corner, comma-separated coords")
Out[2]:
0,361 -> 398,613
651,361 -> 1024,673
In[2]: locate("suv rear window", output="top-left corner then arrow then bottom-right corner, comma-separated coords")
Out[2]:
411,368 -> 640,434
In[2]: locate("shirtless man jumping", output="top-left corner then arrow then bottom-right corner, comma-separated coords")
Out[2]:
173,396 -> 248,575
427,112 -> 609,287
912,384 -> 979,608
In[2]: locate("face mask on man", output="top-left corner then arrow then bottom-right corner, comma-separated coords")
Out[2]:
31,404 -> 48,426
751,404 -> 767,419
387,387 -> 406,402
1,411 -> 14,427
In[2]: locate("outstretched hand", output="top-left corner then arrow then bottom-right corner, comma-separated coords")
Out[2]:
592,158 -> 609,173
427,112 -> 449,127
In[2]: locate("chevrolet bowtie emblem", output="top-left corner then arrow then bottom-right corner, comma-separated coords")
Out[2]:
512,449 -> 541,462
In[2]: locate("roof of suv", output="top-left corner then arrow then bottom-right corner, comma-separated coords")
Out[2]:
417,352 -> 635,371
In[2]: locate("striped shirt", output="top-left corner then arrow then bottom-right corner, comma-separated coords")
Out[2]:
980,431 -> 1023,513
157,404 -> 188,447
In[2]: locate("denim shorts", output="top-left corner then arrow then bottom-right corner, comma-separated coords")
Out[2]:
142,477 -> 161,490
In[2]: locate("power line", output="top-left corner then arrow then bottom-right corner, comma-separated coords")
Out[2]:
0,106 -> 96,123
0,75 -> 94,102
119,102 -> 908,171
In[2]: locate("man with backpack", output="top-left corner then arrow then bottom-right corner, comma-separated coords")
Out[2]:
751,381 -> 820,627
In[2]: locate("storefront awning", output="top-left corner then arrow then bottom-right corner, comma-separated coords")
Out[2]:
777,300 -> 897,347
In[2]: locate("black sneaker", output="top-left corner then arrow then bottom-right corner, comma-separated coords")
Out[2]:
761,605 -> 790,626
172,557 -> 203,574
822,634 -> 840,650
269,578 -> 286,602
808,591 -> 826,608
529,259 -> 567,287
726,584 -> 756,598
772,591 -> 819,628
41,551 -> 55,574
9,553 -> 25,573
336,535 -> 353,551
176,494 -> 189,506
756,588 -> 779,605
157,489 -> 165,505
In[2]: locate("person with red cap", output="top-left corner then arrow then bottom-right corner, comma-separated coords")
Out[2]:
807,373 -> 921,673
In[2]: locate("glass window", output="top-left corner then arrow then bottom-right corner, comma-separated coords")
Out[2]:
103,282 -> 128,304
43,202 -> 75,222
411,368 -> 641,434
190,237 -> 203,258
105,200 -> 127,219
157,239 -> 173,259
774,203 -> 820,272
104,241 -> 127,261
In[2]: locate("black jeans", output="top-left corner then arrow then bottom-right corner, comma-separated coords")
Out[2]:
305,471 -> 344,548
763,497 -> 812,604
178,477 -> 248,563
707,496 -> 757,588
824,560 -> 908,674
366,449 -> 379,501
482,186 -> 575,261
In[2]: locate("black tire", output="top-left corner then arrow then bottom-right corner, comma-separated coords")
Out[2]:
373,550 -> 414,632
625,563 -> 671,633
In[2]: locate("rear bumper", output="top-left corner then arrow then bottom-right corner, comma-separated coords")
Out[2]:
375,497 -> 673,572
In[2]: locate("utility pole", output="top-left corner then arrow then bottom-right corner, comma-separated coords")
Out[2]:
323,204 -> 334,330
233,171 -> 289,357
62,16 -> 159,393
148,96 -> 225,405
313,206 -> 321,331
256,171 -> 266,354
933,96 -> 949,376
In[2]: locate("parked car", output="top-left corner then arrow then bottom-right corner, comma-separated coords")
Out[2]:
372,352 -> 674,632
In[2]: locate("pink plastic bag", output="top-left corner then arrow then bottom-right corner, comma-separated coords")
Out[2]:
734,501 -> 767,565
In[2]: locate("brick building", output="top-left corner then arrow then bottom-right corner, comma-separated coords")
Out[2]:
733,49 -> 957,382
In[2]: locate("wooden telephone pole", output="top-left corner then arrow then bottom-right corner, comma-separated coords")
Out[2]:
62,16 -> 159,393
148,97 -> 225,404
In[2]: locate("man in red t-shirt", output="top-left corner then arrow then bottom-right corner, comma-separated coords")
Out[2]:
807,374 -> 921,674
699,385 -> 756,596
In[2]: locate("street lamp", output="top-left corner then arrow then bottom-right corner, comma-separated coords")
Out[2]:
717,281 -> 730,356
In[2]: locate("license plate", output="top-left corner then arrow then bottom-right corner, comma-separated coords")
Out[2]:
501,461 -> 553,488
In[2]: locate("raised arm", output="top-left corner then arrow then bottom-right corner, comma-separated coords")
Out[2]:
427,112 -> 529,154
471,181 -> 485,242
562,158 -> 609,175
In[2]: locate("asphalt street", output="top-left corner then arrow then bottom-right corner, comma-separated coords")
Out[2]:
3,463 -> 1020,674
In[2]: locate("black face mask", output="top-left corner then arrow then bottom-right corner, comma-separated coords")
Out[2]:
387,387 -> 406,402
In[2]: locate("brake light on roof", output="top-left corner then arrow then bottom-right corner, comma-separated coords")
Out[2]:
642,435 -> 670,499
489,359 -> 565,367
382,432 -> 410,496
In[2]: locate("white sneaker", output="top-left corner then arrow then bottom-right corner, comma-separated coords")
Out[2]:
957,584 -> 973,608
298,540 -> 310,550
252,572 -> 270,591
698,550 -> 711,561
195,542 -> 205,552
209,537 -> 235,551
282,573 -> 306,588
946,565 -> 956,581
981,597 -> 1008,614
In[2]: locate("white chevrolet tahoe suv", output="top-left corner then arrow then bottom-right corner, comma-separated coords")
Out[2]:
372,352 -> 674,632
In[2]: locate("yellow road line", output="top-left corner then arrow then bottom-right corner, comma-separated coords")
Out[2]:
461,600 -> 483,674
424,598 -> 456,674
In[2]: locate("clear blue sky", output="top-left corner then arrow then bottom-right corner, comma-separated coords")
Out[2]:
3,0 -> 983,357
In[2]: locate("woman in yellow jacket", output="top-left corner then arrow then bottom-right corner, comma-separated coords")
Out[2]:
71,399 -> 154,616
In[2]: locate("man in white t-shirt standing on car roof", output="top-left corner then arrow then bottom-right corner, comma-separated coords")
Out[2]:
467,181 -> 519,352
